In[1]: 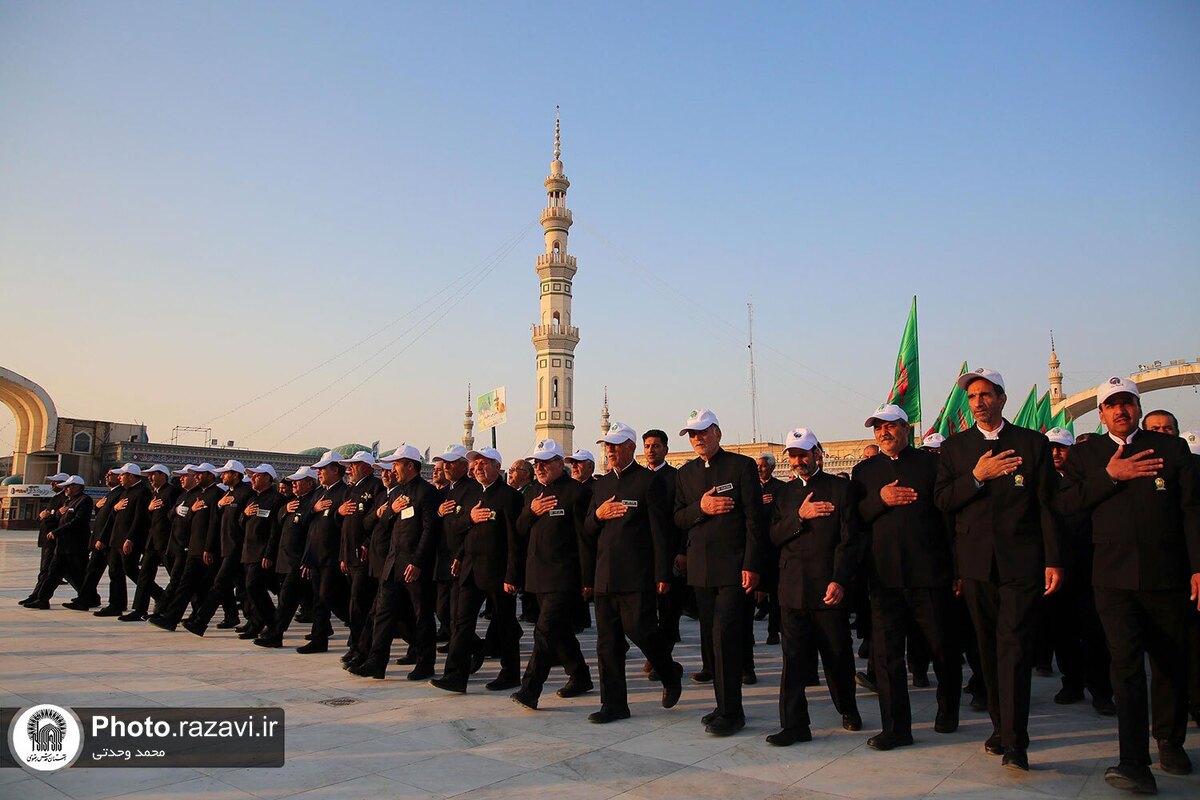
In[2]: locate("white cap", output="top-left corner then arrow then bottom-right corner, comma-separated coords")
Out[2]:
340,450 -> 377,467
1096,376 -> 1140,407
466,447 -> 503,465
246,463 -> 278,481
310,450 -> 345,469
921,433 -> 946,449
285,466 -> 319,482
531,439 -> 565,460
216,459 -> 246,475
1181,431 -> 1199,456
380,444 -> 423,465
784,427 -> 819,452
864,403 -> 909,427
957,368 -> 1006,394
172,463 -> 198,476
679,408 -> 720,436
597,421 -> 637,446
433,444 -> 469,463
193,463 -> 220,475
113,463 -> 142,476
143,464 -> 171,477
1046,427 -> 1076,447
564,448 -> 596,464
59,475 -> 84,487
47,472 -> 70,483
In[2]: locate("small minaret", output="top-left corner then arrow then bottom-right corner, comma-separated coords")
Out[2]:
531,107 -> 579,453
1048,332 -> 1064,404
599,386 -> 610,472
462,384 -> 475,450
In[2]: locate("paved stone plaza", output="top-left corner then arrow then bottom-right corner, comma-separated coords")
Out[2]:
2,532 -> 1197,800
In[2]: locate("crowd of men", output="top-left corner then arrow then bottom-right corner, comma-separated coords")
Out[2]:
17,369 -> 1200,794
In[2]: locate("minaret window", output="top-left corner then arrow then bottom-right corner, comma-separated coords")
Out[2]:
552,378 -> 559,408
539,377 -> 544,409
552,312 -> 560,330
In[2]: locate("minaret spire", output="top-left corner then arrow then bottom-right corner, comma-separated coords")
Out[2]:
462,383 -> 475,449
554,105 -> 561,161
600,386 -> 611,471
1048,331 -> 1064,404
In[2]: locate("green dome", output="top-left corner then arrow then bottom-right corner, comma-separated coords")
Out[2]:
1,475 -> 23,485
333,443 -> 371,456
298,447 -> 328,457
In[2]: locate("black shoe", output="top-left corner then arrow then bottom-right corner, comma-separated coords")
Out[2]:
149,616 -> 177,632
984,733 -> 1004,756
1054,687 -> 1084,705
854,671 -> 877,693
691,670 -> 712,683
253,634 -> 282,648
662,663 -> 683,709
343,657 -> 366,672
296,639 -> 328,654
868,731 -> 914,751
701,709 -> 720,726
766,727 -> 811,746
510,690 -> 539,710
934,712 -> 959,734
429,677 -> 466,694
26,599 -> 50,609
912,672 -> 930,688
1157,741 -> 1192,775
469,652 -> 485,674
1002,748 -> 1029,771
705,715 -> 746,737
407,665 -> 434,682
765,633 -> 780,645
237,629 -> 261,640
395,652 -> 418,666
182,619 -> 206,637
350,660 -> 386,679
1093,697 -> 1117,717
485,674 -> 521,692
93,606 -> 122,617
588,707 -> 631,724
19,596 -> 35,606
1104,763 -> 1157,794
969,692 -> 988,712
742,670 -> 758,686
216,617 -> 240,630
234,622 -> 253,634
842,713 -> 863,732
117,611 -> 146,622
557,677 -> 594,698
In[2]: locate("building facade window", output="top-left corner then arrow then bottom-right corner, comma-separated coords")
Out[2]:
71,431 -> 92,454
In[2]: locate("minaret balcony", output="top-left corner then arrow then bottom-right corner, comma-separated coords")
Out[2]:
531,324 -> 580,347
540,206 -> 573,227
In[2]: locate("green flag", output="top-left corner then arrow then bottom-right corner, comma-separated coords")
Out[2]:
927,361 -> 966,437
931,362 -> 975,437
1049,404 -> 1074,434
1012,385 -> 1040,429
1035,392 -> 1052,432
885,297 -> 921,431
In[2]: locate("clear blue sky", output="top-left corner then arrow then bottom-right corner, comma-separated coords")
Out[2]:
2,1 -> 1198,458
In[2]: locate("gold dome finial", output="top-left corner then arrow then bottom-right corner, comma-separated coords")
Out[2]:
554,106 -> 561,161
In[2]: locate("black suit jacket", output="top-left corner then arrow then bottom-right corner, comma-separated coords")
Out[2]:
146,482 -> 180,555
168,487 -> 197,560
674,448 -> 767,587
269,490 -> 316,573
303,482 -> 349,568
241,487 -> 285,564
1057,430 -> 1200,591
38,490 -> 65,548
438,479 -> 477,580
367,485 -> 400,578
853,447 -> 953,589
583,461 -> 672,593
187,482 -> 225,555
381,477 -> 441,581
211,482 -> 254,558
110,480 -> 152,554
518,473 -> 590,594
455,479 -> 523,592
50,493 -> 94,553
770,470 -> 863,609
90,486 -> 124,547
340,475 -> 385,569
934,421 -> 1061,582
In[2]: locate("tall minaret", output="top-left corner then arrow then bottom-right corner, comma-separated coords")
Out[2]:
462,384 -> 475,450
532,107 -> 579,452
599,386 -> 610,472
1048,332 -> 1064,405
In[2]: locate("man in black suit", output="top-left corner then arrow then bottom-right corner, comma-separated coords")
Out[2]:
28,476 -> 92,608
757,454 -> 786,647
22,472 -> 69,607
431,447 -> 524,693
934,368 -> 1062,772
96,463 -> 152,617
239,464 -> 284,639
853,404 -> 960,750
151,463 -> 226,630
342,464 -> 400,668
1059,377 -> 1199,794
254,467 -> 319,647
645,429 -> 684,673
121,465 -> 178,621
184,459 -> 252,634
435,445 -> 482,655
1184,429 -> 1200,729
674,409 -> 766,736
66,468 -> 120,610
767,427 -> 863,746
510,438 -> 594,709
336,451 -> 386,664
579,423 -> 683,723
298,450 -> 350,654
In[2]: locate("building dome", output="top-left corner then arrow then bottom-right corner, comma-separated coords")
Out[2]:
1,475 -> 23,486
298,447 -> 328,458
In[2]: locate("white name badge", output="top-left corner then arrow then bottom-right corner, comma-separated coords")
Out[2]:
620,499 -> 638,508
548,509 -> 566,517
715,483 -> 734,493
256,508 -> 271,518
176,505 -> 189,517
400,507 -> 415,520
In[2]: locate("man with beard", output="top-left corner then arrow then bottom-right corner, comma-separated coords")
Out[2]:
66,468 -> 121,610
151,464 -> 226,630
766,427 -> 863,746
121,465 -> 178,621
27,476 -> 93,608
1142,410 -> 1179,437
350,445 -> 439,680
337,451 -> 386,664
1059,378 -> 1199,793
239,464 -> 283,640
96,463 -> 152,617
674,409 -> 765,736
853,404 -> 960,751
298,450 -> 350,654
510,438 -> 594,709
934,368 -> 1061,772
254,467 -> 319,648
21,472 -> 69,607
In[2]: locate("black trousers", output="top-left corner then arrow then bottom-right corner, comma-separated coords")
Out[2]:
131,544 -> 168,615
270,567 -> 309,638
346,566 -> 377,654
159,556 -> 214,626
1049,577 -> 1111,700
962,574 -> 1040,751
79,546 -> 108,602
1190,609 -> 1200,715
522,590 -> 590,698
30,545 -> 54,598
442,581 -> 520,687
871,587 -> 961,735
435,579 -> 453,635
35,547 -> 85,602
779,606 -> 859,730
243,562 -> 277,632
695,584 -> 750,720
192,556 -> 244,629
1094,587 -> 1190,767
656,575 -> 687,648
104,546 -> 142,611
594,591 -> 674,712
366,576 -> 436,668
308,564 -> 349,643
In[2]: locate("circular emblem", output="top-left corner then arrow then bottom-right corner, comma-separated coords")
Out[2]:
1109,377 -> 1121,384
11,704 -> 83,772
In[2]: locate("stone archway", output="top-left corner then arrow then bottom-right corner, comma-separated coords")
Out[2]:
1056,361 -> 1200,420
0,367 -> 58,478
